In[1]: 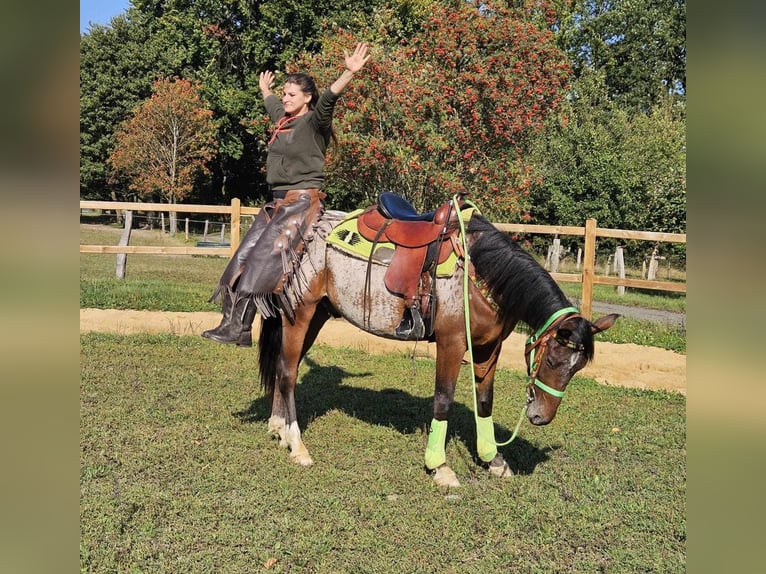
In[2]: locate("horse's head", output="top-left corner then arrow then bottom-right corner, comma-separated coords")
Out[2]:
524,312 -> 619,425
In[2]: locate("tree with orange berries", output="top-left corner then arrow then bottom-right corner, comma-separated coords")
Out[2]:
298,1 -> 571,219
109,77 -> 217,232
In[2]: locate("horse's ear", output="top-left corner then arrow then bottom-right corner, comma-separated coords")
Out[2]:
590,313 -> 620,334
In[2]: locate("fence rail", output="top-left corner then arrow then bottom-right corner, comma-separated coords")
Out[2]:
80,199 -> 686,319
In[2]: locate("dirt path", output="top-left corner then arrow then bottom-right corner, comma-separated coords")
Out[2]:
80,309 -> 686,395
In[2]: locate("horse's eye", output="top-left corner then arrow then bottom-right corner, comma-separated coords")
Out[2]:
545,356 -> 555,369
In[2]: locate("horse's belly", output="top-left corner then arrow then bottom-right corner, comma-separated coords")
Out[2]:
325,249 -> 407,338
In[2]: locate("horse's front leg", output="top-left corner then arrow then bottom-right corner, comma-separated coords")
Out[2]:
473,342 -> 513,479
425,335 -> 464,488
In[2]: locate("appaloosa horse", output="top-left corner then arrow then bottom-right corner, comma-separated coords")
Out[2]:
257,195 -> 618,486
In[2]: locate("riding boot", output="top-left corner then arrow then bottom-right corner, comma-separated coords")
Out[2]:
201,294 -> 256,346
236,298 -> 257,347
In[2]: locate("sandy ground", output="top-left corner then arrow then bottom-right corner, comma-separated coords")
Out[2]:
80,309 -> 685,395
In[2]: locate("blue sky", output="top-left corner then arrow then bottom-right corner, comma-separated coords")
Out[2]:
80,0 -> 132,33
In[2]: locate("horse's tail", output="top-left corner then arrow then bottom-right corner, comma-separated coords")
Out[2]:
258,315 -> 282,395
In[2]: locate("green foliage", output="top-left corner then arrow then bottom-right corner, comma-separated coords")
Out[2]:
81,335 -> 685,572
552,0 -> 686,111
80,16 -> 155,200
81,0 -> 391,204
527,69 -> 686,234
81,0 -> 685,238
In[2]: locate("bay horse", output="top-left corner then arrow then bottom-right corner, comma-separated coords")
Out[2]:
257,197 -> 618,487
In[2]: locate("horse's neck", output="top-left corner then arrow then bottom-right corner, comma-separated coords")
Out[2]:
524,291 -> 573,334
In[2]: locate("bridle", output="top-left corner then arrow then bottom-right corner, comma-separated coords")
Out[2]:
524,307 -> 584,400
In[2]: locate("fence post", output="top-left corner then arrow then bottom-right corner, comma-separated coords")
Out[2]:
581,218 -> 596,319
116,210 -> 133,279
550,237 -> 561,273
230,197 -> 241,256
615,246 -> 625,296
647,245 -> 659,280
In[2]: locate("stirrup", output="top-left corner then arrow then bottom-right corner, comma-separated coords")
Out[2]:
395,306 -> 425,340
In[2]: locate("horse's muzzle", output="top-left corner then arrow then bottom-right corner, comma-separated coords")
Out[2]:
525,387 -> 554,425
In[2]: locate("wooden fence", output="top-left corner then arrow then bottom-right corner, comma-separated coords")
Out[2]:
80,199 -> 686,319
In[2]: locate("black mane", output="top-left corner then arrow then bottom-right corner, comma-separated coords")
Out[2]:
466,215 -> 595,359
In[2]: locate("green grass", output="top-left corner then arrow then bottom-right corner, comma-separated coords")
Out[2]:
80,223 -> 686,351
80,225 -> 225,311
558,282 -> 686,314
589,314 -> 685,353
81,334 -> 685,573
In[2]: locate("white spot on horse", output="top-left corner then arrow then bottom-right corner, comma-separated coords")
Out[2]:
569,353 -> 580,368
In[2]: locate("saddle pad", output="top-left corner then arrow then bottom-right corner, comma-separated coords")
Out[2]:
326,207 -> 477,278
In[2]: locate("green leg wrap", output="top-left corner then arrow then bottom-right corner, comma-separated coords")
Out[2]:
476,416 -> 498,463
425,419 -> 448,470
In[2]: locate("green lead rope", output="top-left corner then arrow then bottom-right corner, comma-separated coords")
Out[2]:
454,196 -> 526,448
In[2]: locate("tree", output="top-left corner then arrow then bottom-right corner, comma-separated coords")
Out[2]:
80,15 -> 155,200
109,77 -> 217,232
550,0 -> 686,111
298,1 -> 571,219
527,69 -> 685,234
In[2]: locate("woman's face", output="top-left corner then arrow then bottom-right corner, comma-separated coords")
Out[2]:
282,82 -> 312,116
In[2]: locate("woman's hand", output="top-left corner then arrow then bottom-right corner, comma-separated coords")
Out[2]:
259,71 -> 275,97
343,43 -> 371,74
330,42 -> 372,95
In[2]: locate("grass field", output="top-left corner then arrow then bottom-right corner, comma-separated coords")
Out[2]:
80,334 -> 685,573
80,224 -> 686,352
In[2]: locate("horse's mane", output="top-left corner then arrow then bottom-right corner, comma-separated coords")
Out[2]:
466,214 -> 595,360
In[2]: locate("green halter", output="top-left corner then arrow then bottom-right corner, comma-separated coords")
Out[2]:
525,307 -> 580,398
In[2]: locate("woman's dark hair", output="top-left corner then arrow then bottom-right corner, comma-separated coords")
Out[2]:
284,73 -> 319,109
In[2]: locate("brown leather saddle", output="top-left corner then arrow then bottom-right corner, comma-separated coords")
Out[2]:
357,192 -> 466,339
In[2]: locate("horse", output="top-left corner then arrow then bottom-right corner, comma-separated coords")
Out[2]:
257,197 -> 618,487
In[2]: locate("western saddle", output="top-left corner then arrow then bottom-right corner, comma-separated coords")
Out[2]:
357,192 -> 468,339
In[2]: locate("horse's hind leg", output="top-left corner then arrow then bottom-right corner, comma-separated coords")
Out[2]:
273,303 -> 331,466
268,390 -> 288,447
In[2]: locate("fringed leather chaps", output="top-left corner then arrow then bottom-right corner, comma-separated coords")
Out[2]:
208,189 -> 326,323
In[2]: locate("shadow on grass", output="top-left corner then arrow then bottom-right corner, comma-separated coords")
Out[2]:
234,356 -> 553,475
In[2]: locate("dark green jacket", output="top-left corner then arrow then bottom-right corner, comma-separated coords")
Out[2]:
264,88 -> 340,191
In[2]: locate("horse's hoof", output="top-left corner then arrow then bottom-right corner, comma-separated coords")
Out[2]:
432,465 -> 461,488
488,459 -> 513,478
290,450 -> 314,467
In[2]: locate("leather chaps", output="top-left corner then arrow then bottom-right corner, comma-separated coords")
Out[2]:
208,188 -> 326,322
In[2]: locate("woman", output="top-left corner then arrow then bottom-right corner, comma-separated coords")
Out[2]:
203,43 -> 371,346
